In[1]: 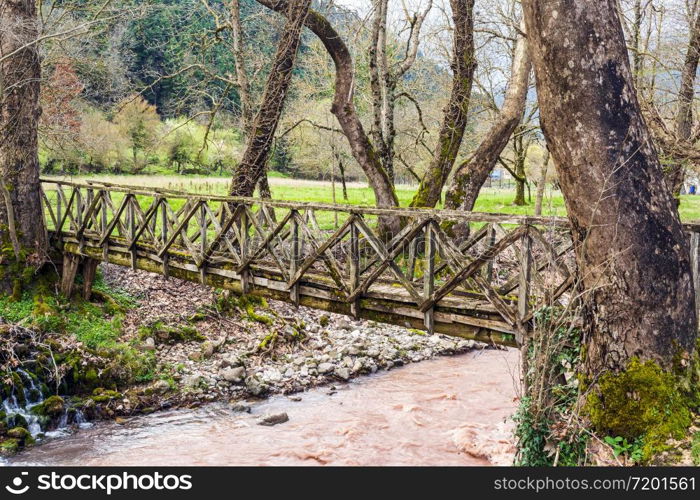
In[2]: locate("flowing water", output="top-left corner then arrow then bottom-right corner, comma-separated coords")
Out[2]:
6,348 -> 520,466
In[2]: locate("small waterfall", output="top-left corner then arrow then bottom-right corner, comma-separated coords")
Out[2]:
2,368 -> 86,439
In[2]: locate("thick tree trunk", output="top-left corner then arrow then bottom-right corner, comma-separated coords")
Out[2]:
443,21 -> 531,220
0,0 -> 47,293
522,0 -> 697,373
255,0 -> 400,235
409,0 -> 475,208
229,0 -> 311,197
667,8 -> 700,197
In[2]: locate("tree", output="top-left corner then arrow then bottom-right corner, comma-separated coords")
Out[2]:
0,0 -> 47,292
113,96 -> 161,173
443,18 -> 531,225
522,0 -> 697,374
256,0 -> 400,235
229,0 -> 312,197
409,0 -> 476,208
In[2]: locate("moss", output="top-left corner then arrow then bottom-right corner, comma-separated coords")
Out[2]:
691,432 -> 700,466
138,321 -> 205,344
30,395 -> 65,417
319,314 -> 330,327
89,388 -> 122,403
0,438 -> 20,455
586,358 -> 692,462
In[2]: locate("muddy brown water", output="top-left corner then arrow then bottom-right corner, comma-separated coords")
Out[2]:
7,348 -> 520,466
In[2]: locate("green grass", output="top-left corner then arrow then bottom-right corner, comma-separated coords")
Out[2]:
42,174 -> 700,223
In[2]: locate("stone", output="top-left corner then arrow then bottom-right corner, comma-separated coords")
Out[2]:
150,380 -> 171,394
200,341 -> 215,359
188,351 -> 202,362
221,366 -> 246,384
142,337 -> 156,351
220,353 -> 243,368
258,412 -> 289,426
335,368 -> 351,381
337,319 -> 352,330
229,402 -> 252,413
245,376 -> 268,396
182,374 -> 203,388
317,362 -> 334,374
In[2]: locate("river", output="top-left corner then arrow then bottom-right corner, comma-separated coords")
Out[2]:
6,348 -> 520,466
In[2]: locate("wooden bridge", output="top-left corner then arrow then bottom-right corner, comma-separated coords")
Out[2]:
39,178 -> 700,348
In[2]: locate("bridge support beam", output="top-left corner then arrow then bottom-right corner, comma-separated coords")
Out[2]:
60,254 -> 81,298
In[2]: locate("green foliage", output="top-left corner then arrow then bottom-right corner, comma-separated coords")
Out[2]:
691,432 -> 700,466
586,358 -> 692,463
514,307 -> 587,466
603,436 -> 644,464
137,320 -> 205,344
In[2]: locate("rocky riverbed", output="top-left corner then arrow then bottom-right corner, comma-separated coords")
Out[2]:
102,264 -> 489,407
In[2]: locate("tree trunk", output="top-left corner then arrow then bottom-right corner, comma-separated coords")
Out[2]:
230,0 -> 253,132
667,7 -> 700,197
255,0 -> 400,235
534,149 -> 550,216
0,0 -> 47,293
443,20 -> 531,220
409,0 -> 475,208
522,0 -> 697,373
229,0 -> 311,197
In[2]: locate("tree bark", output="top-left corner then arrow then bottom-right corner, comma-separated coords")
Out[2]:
255,0 -> 400,235
522,0 -> 697,373
0,0 -> 47,292
443,20 -> 531,221
409,0 -> 475,208
534,148 -> 550,216
667,7 -> 700,197
229,0 -> 253,132
229,0 -> 311,197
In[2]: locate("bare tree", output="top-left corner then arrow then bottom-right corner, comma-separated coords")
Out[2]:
229,0 -> 312,197
0,0 -> 47,292
409,0 -> 475,208
442,18 -> 530,224
522,0 -> 697,373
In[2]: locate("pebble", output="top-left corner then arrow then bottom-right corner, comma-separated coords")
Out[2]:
221,366 -> 246,384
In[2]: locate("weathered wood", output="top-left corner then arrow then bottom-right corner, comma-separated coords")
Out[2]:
60,253 -> 80,297
82,258 -> 100,300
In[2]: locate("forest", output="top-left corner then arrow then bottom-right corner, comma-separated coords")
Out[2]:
1,0 -> 700,470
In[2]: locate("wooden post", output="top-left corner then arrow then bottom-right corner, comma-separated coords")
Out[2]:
101,191 -> 109,262
60,254 -> 80,298
483,223 -> 496,283
199,202 -> 207,284
690,231 -> 700,321
240,207 -> 251,294
161,198 -> 169,278
516,226 -> 533,344
82,258 -> 100,300
349,218 -> 360,318
127,195 -> 136,270
289,210 -> 300,305
56,187 -> 62,235
423,222 -> 436,334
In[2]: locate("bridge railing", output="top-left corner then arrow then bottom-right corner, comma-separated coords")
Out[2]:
39,178 -> 700,344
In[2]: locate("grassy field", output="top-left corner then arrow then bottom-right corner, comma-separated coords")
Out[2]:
44,173 -> 700,222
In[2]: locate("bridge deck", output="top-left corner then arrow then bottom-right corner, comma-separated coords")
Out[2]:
40,178 -> 700,348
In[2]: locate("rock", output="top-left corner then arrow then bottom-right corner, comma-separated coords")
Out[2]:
258,412 -> 289,426
336,367 -> 351,381
142,337 -> 156,351
317,362 -> 334,374
7,427 -> 31,440
245,376 -> 268,396
188,351 -> 202,362
220,353 -> 243,368
221,366 -> 246,384
337,319 -> 352,330
229,402 -> 252,413
149,380 -> 171,394
200,341 -> 215,359
182,374 -> 204,388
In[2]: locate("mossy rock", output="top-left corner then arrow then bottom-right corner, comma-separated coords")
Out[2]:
0,438 -> 20,455
586,358 -> 692,462
89,388 -> 122,403
138,321 -> 205,344
30,395 -> 65,418
7,427 -> 30,441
